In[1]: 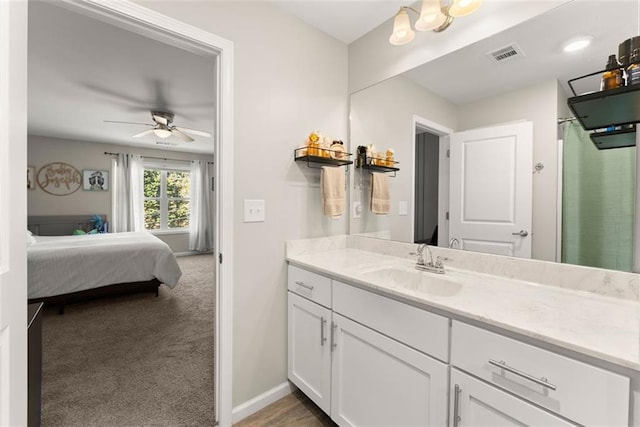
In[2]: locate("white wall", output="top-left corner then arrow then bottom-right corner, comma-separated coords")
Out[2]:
458,80 -> 561,261
27,135 -> 213,252
350,74 -> 457,242
348,1 -> 568,93
133,0 -> 349,407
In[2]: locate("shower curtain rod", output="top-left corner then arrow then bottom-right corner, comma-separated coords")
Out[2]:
557,117 -> 577,125
104,151 -> 214,165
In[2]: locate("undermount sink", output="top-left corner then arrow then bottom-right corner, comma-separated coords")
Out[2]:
358,266 -> 463,297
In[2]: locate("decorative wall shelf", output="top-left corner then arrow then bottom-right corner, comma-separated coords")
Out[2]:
356,157 -> 400,177
294,147 -> 353,169
567,69 -> 640,150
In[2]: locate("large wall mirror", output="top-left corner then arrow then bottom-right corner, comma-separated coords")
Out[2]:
350,0 -> 638,272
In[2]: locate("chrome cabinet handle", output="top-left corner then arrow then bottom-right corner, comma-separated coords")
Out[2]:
453,384 -> 462,427
489,359 -> 557,391
295,280 -> 314,291
511,230 -> 529,237
320,317 -> 327,346
331,322 -> 338,351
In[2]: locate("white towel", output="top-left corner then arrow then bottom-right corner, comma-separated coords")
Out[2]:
322,166 -> 345,217
371,172 -> 390,214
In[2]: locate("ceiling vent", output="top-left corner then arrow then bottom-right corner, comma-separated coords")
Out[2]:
487,43 -> 525,63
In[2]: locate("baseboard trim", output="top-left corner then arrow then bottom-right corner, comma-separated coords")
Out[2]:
174,251 -> 210,257
231,381 -> 296,423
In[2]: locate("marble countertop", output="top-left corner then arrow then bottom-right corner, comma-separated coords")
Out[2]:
287,247 -> 640,372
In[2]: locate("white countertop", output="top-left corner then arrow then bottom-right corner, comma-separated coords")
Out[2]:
287,247 -> 640,372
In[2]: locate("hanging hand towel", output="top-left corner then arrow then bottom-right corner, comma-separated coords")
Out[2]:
322,166 -> 345,217
371,172 -> 390,214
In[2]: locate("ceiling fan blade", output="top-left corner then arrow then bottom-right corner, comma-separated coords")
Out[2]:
132,129 -> 156,138
104,120 -> 154,127
171,128 -> 194,142
175,126 -> 212,138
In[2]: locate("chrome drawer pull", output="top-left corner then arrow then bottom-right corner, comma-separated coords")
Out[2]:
295,281 -> 314,291
489,359 -> 557,391
453,384 -> 462,427
320,317 -> 327,346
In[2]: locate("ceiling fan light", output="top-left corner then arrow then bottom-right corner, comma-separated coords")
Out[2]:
448,0 -> 482,17
154,128 -> 172,139
389,9 -> 415,45
415,0 -> 447,31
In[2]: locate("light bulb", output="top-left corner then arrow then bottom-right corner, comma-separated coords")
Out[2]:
154,128 -> 172,139
389,9 -> 415,45
448,0 -> 482,17
415,0 -> 447,31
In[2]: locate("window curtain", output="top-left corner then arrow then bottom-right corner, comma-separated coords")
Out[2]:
562,122 -> 635,271
113,153 -> 144,233
189,160 -> 214,252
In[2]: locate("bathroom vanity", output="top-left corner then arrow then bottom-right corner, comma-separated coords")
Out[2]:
286,236 -> 640,426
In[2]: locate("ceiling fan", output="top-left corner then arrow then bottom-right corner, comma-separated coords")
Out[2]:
105,111 -> 212,142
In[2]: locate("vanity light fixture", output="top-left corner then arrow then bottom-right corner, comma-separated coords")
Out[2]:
389,0 -> 482,46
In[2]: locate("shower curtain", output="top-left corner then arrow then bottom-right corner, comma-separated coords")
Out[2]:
562,122 -> 635,271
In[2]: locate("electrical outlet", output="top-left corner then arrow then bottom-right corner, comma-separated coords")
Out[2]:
352,201 -> 362,219
244,199 -> 265,222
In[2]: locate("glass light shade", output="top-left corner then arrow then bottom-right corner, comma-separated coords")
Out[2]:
154,128 -> 172,139
415,0 -> 447,31
389,9 -> 415,45
448,0 -> 482,17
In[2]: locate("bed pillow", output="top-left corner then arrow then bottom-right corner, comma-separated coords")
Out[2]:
27,231 -> 36,247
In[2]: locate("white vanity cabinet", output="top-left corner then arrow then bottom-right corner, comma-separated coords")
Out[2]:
287,266 -> 332,413
287,265 -> 449,426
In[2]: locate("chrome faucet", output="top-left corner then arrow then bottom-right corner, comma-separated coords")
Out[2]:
449,238 -> 460,248
414,244 -> 445,274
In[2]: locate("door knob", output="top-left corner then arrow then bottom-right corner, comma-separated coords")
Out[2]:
512,230 -> 529,237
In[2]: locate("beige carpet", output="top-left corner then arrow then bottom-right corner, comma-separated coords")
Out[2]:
40,254 -> 216,426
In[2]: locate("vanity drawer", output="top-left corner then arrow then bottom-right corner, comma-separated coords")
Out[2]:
333,280 -> 449,362
451,321 -> 629,426
287,265 -> 332,308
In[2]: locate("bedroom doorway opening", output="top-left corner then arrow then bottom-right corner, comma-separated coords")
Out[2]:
25,1 -> 234,425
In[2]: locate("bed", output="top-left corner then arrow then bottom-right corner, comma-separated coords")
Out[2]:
27,229 -> 182,313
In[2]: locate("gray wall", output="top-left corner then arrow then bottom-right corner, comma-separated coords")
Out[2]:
134,0 -> 349,407
414,132 -> 440,243
28,135 -> 213,252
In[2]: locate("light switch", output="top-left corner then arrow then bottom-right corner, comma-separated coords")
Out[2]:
244,199 -> 265,222
399,201 -> 408,216
352,201 -> 362,219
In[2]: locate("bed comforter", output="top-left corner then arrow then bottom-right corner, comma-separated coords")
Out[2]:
28,232 -> 182,299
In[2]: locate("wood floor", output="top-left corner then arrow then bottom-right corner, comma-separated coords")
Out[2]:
234,390 -> 336,427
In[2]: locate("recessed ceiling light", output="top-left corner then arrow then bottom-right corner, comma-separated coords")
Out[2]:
563,36 -> 594,53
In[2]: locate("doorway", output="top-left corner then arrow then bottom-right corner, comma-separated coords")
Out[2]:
20,1 -> 234,425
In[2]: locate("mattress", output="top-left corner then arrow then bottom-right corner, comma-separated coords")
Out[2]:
27,232 -> 182,299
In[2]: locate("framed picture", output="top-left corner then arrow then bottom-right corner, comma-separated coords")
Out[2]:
27,166 -> 36,190
83,169 -> 109,191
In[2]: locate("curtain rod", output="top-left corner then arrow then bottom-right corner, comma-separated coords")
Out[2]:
104,151 -> 214,164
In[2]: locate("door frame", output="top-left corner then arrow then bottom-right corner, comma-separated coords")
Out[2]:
411,115 -> 453,247
26,1 -> 235,425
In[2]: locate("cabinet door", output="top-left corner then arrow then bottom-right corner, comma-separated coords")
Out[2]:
331,313 -> 448,427
288,292 -> 332,414
450,369 -> 576,426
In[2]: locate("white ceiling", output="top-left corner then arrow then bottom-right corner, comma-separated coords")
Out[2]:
28,2 -> 217,154
272,0 -> 406,44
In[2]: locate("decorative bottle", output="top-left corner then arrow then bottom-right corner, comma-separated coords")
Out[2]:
602,54 -> 624,90
628,49 -> 640,86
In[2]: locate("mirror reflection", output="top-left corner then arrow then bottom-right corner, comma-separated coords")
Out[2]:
349,0 -> 637,272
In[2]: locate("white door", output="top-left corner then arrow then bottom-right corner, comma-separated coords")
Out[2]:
330,313 -> 448,427
287,292 -> 332,414
449,121 -> 533,258
451,369 -> 574,426
0,0 -> 29,424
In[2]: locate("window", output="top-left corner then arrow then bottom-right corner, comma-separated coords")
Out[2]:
143,167 -> 191,231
